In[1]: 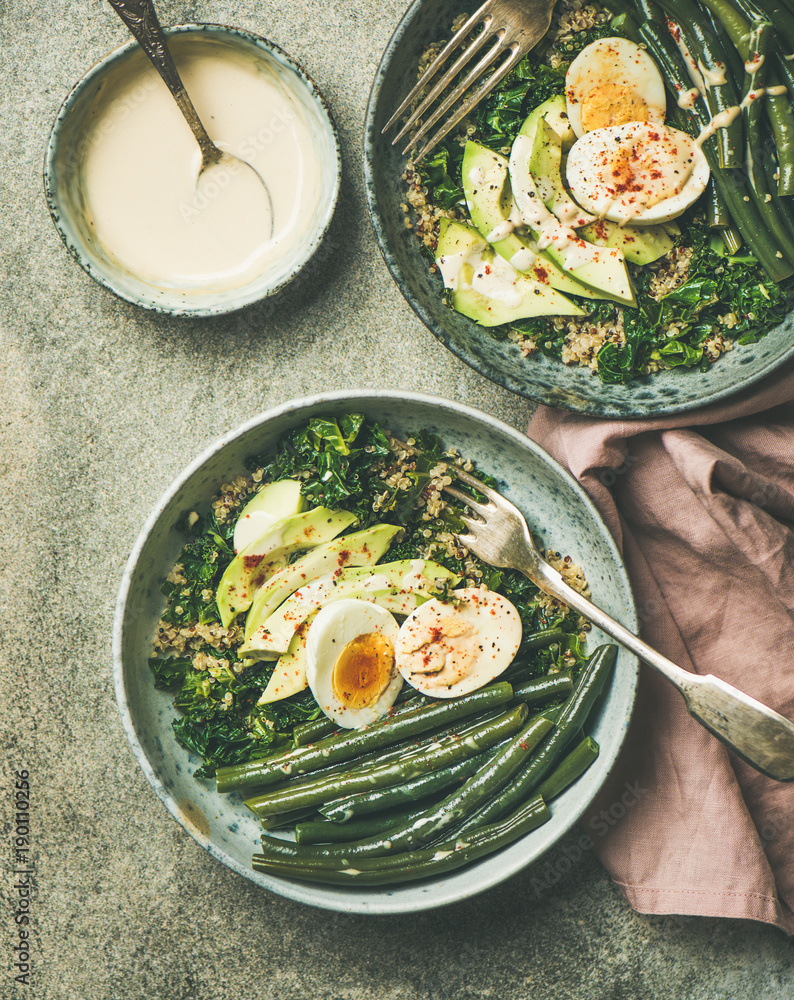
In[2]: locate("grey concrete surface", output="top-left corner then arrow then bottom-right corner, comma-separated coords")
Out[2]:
1,1 -> 792,997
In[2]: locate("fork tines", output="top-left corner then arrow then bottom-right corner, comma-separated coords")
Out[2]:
382,0 -> 528,162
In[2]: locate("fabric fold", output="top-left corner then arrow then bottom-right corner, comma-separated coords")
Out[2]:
528,362 -> 794,933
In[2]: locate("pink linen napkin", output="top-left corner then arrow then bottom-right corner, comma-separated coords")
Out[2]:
528,362 -> 794,932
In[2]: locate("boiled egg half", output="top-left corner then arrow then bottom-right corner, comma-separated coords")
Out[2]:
566,37 -> 667,138
306,599 -> 402,728
395,587 -> 522,698
566,122 -> 709,224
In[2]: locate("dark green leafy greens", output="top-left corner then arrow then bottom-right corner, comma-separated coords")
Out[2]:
151,416 -> 588,778
572,226 -> 790,383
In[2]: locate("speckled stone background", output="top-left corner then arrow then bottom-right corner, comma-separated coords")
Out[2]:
1,1 -> 792,997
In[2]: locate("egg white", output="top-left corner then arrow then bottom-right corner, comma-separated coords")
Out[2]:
395,588 -> 522,698
306,599 -> 402,728
565,122 -> 709,225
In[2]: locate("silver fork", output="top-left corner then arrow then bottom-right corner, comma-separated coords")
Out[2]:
443,467 -> 794,782
382,0 -> 557,162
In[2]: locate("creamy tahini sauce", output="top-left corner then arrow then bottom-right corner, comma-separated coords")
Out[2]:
78,37 -> 323,290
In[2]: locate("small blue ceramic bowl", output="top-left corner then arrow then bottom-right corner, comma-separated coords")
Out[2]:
44,24 -> 341,317
112,390 -> 638,914
363,0 -> 794,418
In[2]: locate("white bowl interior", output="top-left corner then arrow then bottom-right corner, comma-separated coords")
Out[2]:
113,391 -> 638,913
45,25 -> 340,316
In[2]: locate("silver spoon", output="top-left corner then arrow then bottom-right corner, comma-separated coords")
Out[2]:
107,0 -> 274,235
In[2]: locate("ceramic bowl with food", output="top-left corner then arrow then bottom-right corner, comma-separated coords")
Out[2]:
112,390 -> 638,914
363,0 -> 794,417
44,24 -> 340,316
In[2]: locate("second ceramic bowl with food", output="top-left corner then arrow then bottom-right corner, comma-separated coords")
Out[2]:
364,0 -> 794,418
44,24 -> 340,316
113,390 -> 638,914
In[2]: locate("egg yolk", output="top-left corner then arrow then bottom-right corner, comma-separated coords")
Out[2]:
580,83 -> 650,132
332,631 -> 395,711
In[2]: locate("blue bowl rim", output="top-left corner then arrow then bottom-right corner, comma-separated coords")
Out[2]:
112,388 -> 639,914
43,23 -> 342,318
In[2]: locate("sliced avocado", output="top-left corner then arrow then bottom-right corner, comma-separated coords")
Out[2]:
241,559 -> 460,658
232,479 -> 306,554
579,218 -> 675,265
217,507 -> 358,627
509,128 -> 636,305
435,219 -> 584,325
519,94 -> 576,152
244,524 -> 402,639
530,119 -> 596,228
257,620 -> 313,704
462,141 -> 607,301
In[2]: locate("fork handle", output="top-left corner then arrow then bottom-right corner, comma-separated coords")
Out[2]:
524,557 -> 794,782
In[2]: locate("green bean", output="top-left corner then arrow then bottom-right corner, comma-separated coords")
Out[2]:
257,713 -> 554,861
511,672 -> 573,705
318,745 -> 498,823
264,723 -> 470,797
695,0 -> 794,193
215,680 -> 514,793
738,22 -> 794,252
705,6 -> 745,87
258,807 -> 317,831
294,803 -> 435,844
251,796 -> 550,885
727,0 -> 794,51
706,179 -> 731,229
691,0 -> 753,50
245,704 -> 530,818
292,717 -> 338,747
522,628 -> 569,651
535,737 -> 600,803
656,0 -> 743,167
613,0 -> 793,275
451,644 -> 617,837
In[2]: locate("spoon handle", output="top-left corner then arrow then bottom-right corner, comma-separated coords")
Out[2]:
106,0 -> 218,164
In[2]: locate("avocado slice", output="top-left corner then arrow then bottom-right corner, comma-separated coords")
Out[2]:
435,219 -> 584,325
530,119 -> 596,229
216,507 -> 358,627
462,141 -> 607,301
243,524 -> 402,639
578,218 -> 675,265
241,559 -> 460,658
232,479 -> 306,554
519,94 -> 576,152
256,613 -> 317,705
509,126 -> 636,305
